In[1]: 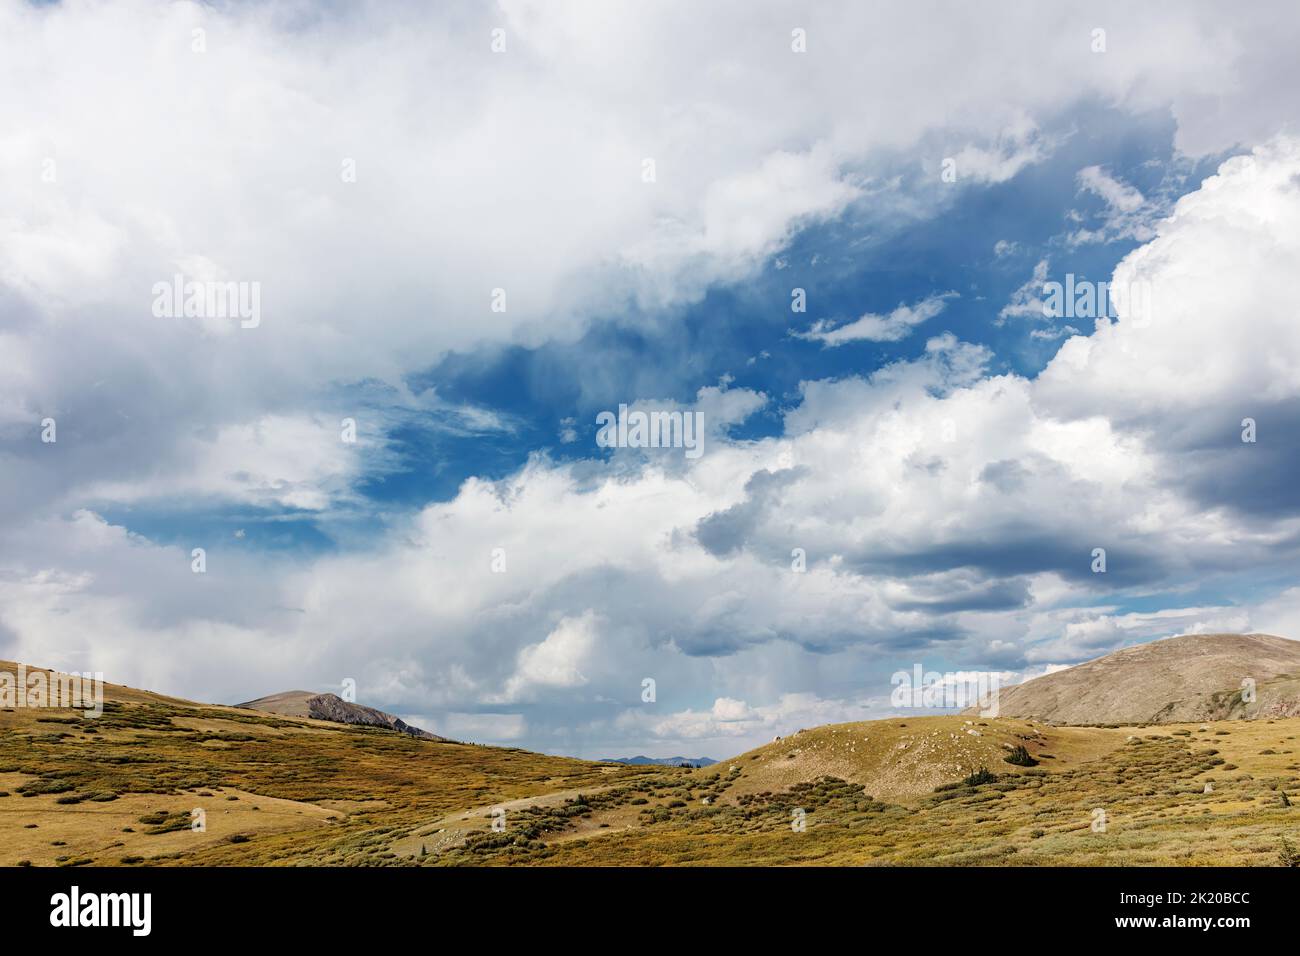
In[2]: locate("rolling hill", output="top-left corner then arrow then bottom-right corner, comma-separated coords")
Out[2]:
237,690 -> 448,741
3,634 -> 1300,867
987,633 -> 1300,725
438,713 -> 1300,866
0,661 -> 657,866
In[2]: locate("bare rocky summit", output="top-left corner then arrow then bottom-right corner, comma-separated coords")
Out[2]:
237,689 -> 448,740
986,633 -> 1300,725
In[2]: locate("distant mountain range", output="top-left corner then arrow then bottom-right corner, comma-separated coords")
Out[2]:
600,755 -> 717,767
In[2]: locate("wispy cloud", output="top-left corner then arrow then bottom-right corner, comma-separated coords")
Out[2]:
794,292 -> 959,345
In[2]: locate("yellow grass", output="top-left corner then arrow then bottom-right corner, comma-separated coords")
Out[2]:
3,663 -> 1298,866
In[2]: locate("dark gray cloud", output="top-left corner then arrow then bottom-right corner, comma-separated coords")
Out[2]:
694,467 -> 806,557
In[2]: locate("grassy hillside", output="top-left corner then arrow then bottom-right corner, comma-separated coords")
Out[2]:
694,717 -> 1118,802
0,663 -> 658,866
425,716 -> 1300,866
4,661 -> 1299,867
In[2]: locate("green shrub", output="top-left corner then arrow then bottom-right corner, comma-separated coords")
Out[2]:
963,767 -> 997,787
1279,836 -> 1300,868
1004,745 -> 1039,767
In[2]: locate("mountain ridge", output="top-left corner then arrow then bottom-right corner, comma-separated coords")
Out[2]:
236,689 -> 449,741
984,632 -> 1300,725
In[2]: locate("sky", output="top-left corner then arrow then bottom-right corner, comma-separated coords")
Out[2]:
3,0 -> 1300,758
